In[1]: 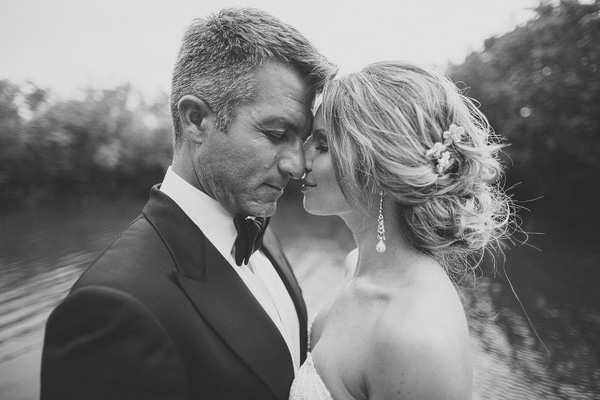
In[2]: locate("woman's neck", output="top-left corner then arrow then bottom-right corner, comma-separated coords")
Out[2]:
340,206 -> 436,282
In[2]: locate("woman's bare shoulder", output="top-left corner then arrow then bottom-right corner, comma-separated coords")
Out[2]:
363,283 -> 473,399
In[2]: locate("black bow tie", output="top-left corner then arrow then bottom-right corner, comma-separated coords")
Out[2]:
233,215 -> 270,266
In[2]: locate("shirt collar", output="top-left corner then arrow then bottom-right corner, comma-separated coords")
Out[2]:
159,166 -> 237,260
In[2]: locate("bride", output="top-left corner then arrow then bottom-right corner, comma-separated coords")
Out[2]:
290,61 -> 513,399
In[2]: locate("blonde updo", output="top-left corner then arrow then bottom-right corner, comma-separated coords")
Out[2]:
321,61 -> 513,281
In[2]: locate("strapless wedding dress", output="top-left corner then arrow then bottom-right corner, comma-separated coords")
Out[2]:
289,352 -> 333,400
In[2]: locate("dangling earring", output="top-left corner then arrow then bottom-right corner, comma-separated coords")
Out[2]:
376,190 -> 386,253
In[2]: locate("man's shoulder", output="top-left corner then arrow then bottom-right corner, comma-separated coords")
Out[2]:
73,214 -> 174,293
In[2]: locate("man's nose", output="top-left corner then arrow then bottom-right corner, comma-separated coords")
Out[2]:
278,141 -> 305,179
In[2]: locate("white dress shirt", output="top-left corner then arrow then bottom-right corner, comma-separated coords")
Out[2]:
159,167 -> 300,370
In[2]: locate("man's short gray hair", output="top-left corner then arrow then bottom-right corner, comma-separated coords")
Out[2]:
170,7 -> 337,148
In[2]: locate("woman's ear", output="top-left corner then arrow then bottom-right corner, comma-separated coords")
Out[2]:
178,95 -> 216,144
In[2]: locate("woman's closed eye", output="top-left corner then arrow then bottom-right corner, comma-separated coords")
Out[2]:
310,129 -> 329,153
316,142 -> 329,152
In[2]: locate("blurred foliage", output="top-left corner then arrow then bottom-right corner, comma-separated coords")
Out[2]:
1,0 -> 599,220
448,0 -> 600,221
0,82 -> 173,210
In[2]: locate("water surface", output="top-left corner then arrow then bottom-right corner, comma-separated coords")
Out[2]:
1,201 -> 598,399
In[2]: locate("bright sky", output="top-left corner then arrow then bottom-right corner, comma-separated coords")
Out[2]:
0,0 -> 541,98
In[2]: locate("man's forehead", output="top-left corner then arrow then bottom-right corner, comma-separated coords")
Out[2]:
252,62 -> 314,103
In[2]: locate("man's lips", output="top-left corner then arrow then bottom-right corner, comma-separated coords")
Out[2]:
264,183 -> 285,191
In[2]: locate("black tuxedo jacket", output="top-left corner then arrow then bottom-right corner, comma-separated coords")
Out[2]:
41,186 -> 308,400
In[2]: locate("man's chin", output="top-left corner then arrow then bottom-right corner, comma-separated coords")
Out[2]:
244,201 -> 277,218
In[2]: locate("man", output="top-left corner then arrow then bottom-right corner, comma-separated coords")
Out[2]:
40,8 -> 337,400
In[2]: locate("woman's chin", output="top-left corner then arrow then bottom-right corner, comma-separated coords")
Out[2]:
303,196 -> 350,217
302,197 -> 314,214
302,197 -> 321,216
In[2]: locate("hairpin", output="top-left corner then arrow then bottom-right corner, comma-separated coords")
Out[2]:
425,124 -> 464,174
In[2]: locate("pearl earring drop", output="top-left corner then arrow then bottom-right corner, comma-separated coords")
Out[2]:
376,190 -> 386,253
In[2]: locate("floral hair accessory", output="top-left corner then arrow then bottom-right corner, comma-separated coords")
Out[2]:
425,123 -> 464,175
443,123 -> 464,145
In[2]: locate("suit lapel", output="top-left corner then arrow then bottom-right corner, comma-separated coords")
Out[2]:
143,187 -> 297,400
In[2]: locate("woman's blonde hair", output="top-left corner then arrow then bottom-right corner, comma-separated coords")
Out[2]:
321,61 -> 513,281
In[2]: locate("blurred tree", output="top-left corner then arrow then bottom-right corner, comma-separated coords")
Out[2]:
24,85 -> 129,201
23,85 -> 173,202
116,90 -> 173,196
0,81 -> 173,209
0,80 -> 25,207
448,0 -> 600,220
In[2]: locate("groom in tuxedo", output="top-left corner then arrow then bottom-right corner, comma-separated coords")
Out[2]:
40,8 -> 336,400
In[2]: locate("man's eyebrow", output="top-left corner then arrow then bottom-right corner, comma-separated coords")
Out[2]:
260,116 -> 297,129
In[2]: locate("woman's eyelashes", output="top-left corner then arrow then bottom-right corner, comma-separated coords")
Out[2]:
311,131 -> 328,153
316,133 -> 329,152
315,142 -> 329,152
303,131 -> 328,153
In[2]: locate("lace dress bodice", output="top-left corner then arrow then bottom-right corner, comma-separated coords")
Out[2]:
289,352 -> 333,400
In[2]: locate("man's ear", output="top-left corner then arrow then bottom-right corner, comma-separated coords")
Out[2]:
178,95 -> 216,144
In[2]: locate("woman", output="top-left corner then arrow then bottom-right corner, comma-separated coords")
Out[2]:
290,61 -> 512,399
